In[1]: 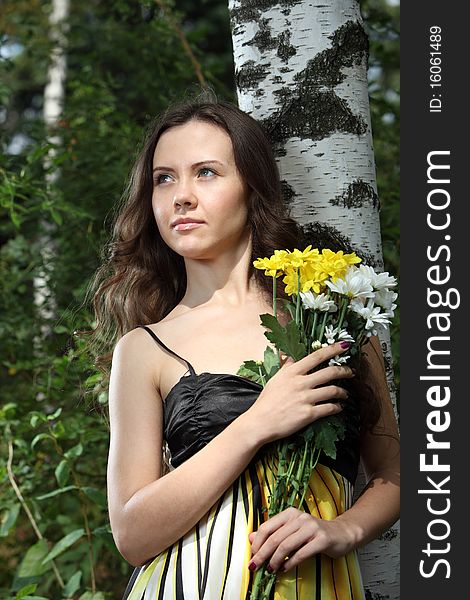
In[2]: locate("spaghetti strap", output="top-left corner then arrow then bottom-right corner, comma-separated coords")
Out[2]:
138,325 -> 196,376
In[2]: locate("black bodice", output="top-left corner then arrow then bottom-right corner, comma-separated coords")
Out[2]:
139,325 -> 361,483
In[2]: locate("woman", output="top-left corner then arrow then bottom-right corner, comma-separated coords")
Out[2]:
94,94 -> 400,599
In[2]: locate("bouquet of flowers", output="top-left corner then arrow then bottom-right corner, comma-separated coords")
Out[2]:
236,245 -> 398,599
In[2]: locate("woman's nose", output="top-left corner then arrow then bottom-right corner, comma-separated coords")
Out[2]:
172,179 -> 197,207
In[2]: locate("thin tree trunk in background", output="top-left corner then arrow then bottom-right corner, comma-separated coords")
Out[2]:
33,0 -> 70,353
228,0 -> 399,597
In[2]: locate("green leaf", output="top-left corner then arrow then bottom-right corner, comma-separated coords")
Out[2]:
0,503 -> 20,537
0,402 -> 17,420
63,570 -> 82,598
307,416 -> 346,460
16,539 -> 51,577
78,593 -> 106,600
260,314 -> 307,361
55,460 -> 71,488
276,297 -> 296,320
50,209 -> 63,225
47,407 -> 62,421
41,529 -> 85,564
35,485 -> 77,501
29,413 -> 47,428
15,583 -> 37,599
64,443 -> 83,459
10,210 -> 22,228
82,487 -> 107,508
31,433 -> 54,450
92,524 -> 112,537
262,346 -> 280,379
53,325 -> 69,334
236,360 -> 266,385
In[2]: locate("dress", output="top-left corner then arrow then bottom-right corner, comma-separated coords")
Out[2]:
122,325 -> 365,600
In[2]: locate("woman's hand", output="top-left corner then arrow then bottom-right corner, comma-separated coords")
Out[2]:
242,341 -> 354,445
247,507 -> 358,574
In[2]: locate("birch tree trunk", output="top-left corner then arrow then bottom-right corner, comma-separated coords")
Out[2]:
228,1 -> 399,597
33,0 -> 70,353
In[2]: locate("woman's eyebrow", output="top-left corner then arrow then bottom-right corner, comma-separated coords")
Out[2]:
152,159 -> 224,173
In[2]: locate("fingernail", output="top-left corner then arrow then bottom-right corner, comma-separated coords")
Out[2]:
267,564 -> 274,573
340,341 -> 350,349
248,561 -> 257,571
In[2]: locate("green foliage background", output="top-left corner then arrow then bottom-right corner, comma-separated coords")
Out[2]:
0,1 -> 399,598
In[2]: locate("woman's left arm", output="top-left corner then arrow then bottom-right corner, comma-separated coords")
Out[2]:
248,335 -> 400,574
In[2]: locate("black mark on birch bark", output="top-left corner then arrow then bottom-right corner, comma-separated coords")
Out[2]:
264,89 -> 367,148
299,222 -> 355,256
236,60 -> 268,94
365,590 -> 388,600
298,222 -> 378,270
380,528 -> 398,540
258,20 -> 369,148
297,20 -> 369,88
280,179 -> 297,204
230,0 -> 302,28
277,30 -> 296,62
243,19 -> 296,63
330,179 -> 379,210
245,18 -> 277,51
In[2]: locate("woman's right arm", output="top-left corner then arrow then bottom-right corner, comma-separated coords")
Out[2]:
107,329 -> 352,567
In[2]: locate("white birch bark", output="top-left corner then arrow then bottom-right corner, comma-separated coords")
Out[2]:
228,1 -> 399,597
33,0 -> 70,353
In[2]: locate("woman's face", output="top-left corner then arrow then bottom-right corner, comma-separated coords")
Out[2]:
152,120 -> 251,260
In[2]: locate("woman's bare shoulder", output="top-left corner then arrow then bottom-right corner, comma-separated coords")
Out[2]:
114,306 -> 189,348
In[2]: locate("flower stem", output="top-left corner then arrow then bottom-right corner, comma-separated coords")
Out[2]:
295,268 -> 301,325
337,296 -> 349,331
262,572 -> 277,598
288,442 -> 308,507
298,447 -> 321,507
318,311 -> 329,344
272,275 -> 280,363
310,311 -> 318,343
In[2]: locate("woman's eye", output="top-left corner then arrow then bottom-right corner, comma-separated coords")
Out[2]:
154,173 -> 172,185
199,167 -> 215,177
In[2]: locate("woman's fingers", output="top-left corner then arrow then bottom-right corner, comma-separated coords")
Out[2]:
279,535 -> 329,573
250,509 -> 294,555
249,510 -> 325,574
292,341 -> 350,376
308,383 -> 348,405
249,511 -> 349,574
304,364 -> 354,388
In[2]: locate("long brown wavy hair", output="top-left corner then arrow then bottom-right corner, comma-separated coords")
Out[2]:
83,90 -> 302,366
81,89 -> 381,435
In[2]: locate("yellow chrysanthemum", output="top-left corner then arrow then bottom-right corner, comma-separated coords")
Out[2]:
253,249 -> 290,277
282,270 -> 300,296
299,261 -> 331,293
282,245 -> 320,270
317,249 -> 361,282
282,265 -> 324,296
254,247 -> 360,292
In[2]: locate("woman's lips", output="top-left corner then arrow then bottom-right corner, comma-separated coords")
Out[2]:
173,222 -> 204,231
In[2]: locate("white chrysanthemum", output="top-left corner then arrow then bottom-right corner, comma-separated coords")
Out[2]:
300,291 -> 338,312
328,355 -> 350,366
350,298 -> 391,330
374,289 -> 398,312
311,340 -> 329,350
358,265 -> 397,290
324,325 -> 355,345
325,266 -> 375,299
